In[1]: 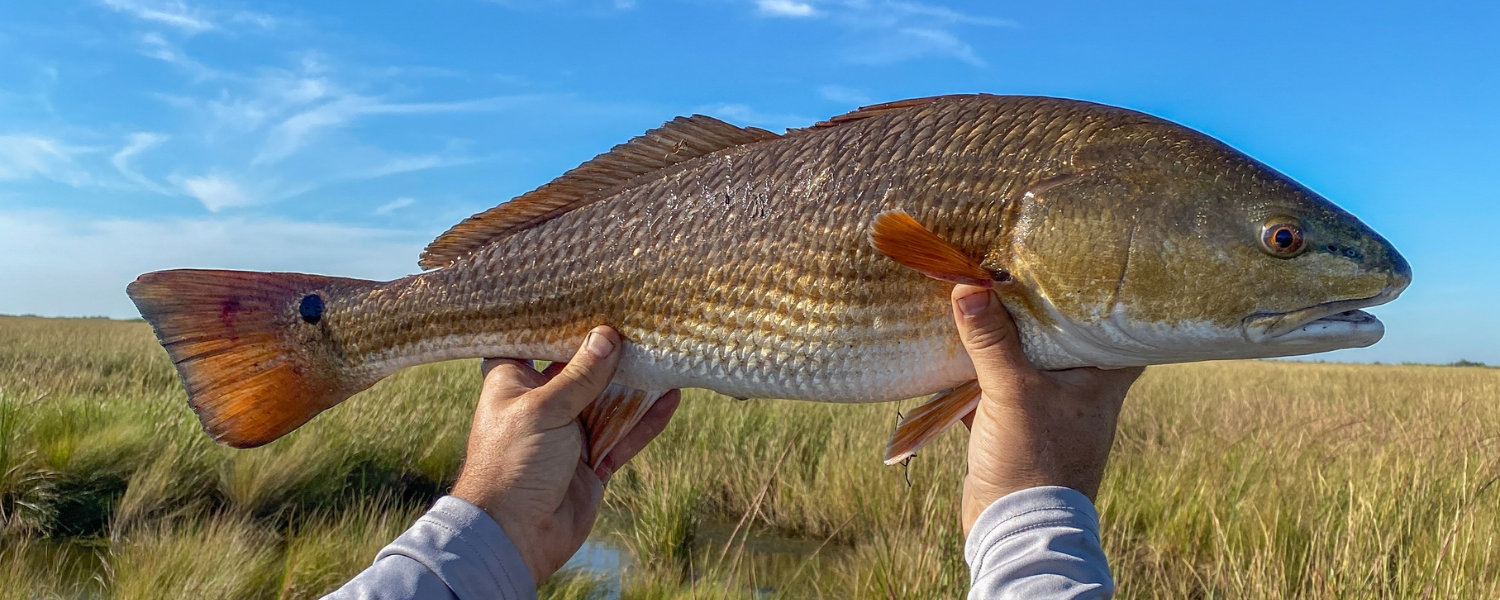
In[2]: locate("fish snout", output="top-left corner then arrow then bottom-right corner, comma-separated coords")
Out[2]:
1384,245 -> 1413,297
1340,225 -> 1411,300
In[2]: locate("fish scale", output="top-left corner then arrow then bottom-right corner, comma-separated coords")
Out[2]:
340,100 -> 1110,402
127,94 -> 1410,465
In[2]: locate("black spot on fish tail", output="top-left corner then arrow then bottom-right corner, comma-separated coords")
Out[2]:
299,294 -> 324,324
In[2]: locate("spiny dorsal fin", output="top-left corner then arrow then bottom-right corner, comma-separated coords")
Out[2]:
804,94 -> 980,130
419,115 -> 780,269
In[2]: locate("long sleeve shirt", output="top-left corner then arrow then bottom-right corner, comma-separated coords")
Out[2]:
965,486 -> 1113,599
324,486 -> 1112,600
325,496 -> 537,600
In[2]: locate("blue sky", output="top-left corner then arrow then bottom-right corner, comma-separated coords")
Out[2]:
0,0 -> 1495,364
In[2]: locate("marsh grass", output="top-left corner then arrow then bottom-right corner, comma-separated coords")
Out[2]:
1,315 -> 1497,598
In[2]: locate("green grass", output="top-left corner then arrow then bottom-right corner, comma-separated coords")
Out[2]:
1,314 -> 1497,598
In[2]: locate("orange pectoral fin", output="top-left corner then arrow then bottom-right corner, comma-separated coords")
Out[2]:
579,384 -> 665,470
870,210 -> 1005,287
885,380 -> 983,465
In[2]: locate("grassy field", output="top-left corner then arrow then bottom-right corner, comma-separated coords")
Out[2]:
1,314 -> 1497,598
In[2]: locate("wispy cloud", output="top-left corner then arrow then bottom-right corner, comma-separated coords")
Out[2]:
99,0 -> 214,34
0,209 -> 425,318
818,84 -> 872,105
758,0 -> 818,18
374,197 -> 416,216
871,1 -> 1015,27
110,132 -> 172,193
0,135 -> 94,187
752,0 -> 1014,66
349,154 -> 480,181
138,32 -> 218,79
228,10 -> 277,30
481,0 -> 638,15
174,173 -> 253,211
694,103 -> 814,131
98,0 -> 279,35
254,95 -> 530,166
97,34 -> 527,211
849,26 -> 984,66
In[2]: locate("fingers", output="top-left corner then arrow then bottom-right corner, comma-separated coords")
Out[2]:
951,285 -> 1035,392
1109,366 -> 1147,383
1051,365 -> 1146,403
595,390 -> 681,481
534,326 -> 623,423
541,361 -> 567,378
1097,366 -> 1146,405
481,358 -> 532,378
480,358 -> 547,399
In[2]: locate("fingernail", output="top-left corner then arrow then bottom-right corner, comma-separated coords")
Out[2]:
584,328 -> 615,358
956,290 -> 991,316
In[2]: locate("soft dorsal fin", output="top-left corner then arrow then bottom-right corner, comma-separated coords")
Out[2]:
419,115 -> 780,269
805,94 -> 979,130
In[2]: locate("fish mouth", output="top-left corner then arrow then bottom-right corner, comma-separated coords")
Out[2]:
1242,288 -> 1403,345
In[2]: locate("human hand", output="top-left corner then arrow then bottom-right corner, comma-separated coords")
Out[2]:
951,285 -> 1144,536
450,326 -> 681,584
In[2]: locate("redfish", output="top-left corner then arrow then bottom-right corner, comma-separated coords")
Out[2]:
127,95 -> 1411,465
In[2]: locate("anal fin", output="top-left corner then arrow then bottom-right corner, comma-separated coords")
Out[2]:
579,384 -> 666,470
885,380 -> 983,465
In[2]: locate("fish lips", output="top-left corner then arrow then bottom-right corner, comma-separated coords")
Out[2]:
1241,288 -> 1403,347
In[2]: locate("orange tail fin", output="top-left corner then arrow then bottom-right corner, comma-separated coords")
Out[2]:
126,269 -> 380,448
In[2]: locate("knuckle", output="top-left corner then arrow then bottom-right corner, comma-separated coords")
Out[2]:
507,393 -> 551,419
552,363 -> 609,396
964,318 -> 1017,351
558,362 -> 606,391
483,360 -> 544,389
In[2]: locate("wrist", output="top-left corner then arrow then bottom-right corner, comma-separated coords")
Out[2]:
962,472 -> 1074,535
450,477 -> 500,522
962,473 -> 1011,535
452,485 -> 548,583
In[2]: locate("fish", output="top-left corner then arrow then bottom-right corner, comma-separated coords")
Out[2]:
125,94 -> 1412,466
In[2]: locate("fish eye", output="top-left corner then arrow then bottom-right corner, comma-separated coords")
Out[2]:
1259,217 -> 1306,258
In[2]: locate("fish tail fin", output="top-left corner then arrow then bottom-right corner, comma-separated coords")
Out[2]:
126,269 -> 381,448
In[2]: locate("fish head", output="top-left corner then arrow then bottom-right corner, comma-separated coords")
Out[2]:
1004,119 -> 1411,367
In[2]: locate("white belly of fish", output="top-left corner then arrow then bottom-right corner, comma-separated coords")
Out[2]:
357,322 -> 976,404
616,328 -> 977,403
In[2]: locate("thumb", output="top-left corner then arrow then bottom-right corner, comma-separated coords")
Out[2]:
535,326 -> 621,424
951,285 -> 1034,391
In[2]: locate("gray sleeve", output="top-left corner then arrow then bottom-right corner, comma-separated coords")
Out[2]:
965,486 -> 1113,600
323,496 -> 538,600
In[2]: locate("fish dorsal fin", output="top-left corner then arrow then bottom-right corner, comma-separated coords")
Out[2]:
804,94 -> 980,130
419,115 -> 781,269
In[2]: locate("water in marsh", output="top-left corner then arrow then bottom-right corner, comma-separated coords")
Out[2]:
569,515 -> 846,599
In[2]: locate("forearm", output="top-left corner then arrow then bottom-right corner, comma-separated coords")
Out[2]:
324,496 -> 537,600
966,486 -> 1113,600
